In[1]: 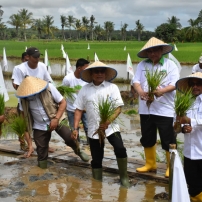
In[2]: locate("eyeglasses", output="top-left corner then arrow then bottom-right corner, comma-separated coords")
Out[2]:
92,69 -> 106,74
189,82 -> 202,87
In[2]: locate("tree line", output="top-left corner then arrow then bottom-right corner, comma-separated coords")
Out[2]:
0,6 -> 202,42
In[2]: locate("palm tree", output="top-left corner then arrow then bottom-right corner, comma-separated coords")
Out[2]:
198,9 -> 202,27
121,23 -> 128,41
94,25 -> 103,41
186,18 -> 200,41
43,15 -> 54,39
32,19 -> 44,40
90,15 -> 97,41
60,15 -> 66,40
75,19 -> 82,40
18,8 -> 33,41
104,21 -> 114,41
135,20 -> 144,41
167,16 -> 182,29
66,15 -> 75,40
7,14 -> 22,38
82,16 -> 89,41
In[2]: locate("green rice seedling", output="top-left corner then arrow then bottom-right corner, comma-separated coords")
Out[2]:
156,152 -> 161,163
56,85 -> 77,101
134,150 -> 145,160
93,96 -> 120,145
144,66 -> 167,109
173,88 -> 195,133
124,109 -> 138,115
0,94 -> 5,136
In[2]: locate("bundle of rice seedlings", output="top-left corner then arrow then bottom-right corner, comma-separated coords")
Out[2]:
173,88 -> 195,133
145,67 -> 167,108
0,94 -> 5,136
93,96 -> 119,146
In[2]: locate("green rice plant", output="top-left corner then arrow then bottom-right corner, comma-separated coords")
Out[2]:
123,109 -> 138,115
56,85 -> 78,101
134,150 -> 145,160
156,152 -> 161,163
144,66 -> 167,108
173,88 -> 195,133
93,96 -> 120,145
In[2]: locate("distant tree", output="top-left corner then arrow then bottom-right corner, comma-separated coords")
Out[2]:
32,18 -> 44,40
94,24 -> 103,40
60,15 -> 66,40
82,16 -> 89,41
18,8 -> 33,41
104,21 -> 114,41
75,19 -> 82,40
89,15 -> 97,40
186,18 -> 200,41
43,15 -> 54,39
135,20 -> 144,41
7,14 -> 22,38
121,23 -> 128,41
198,9 -> 202,28
167,16 -> 182,29
66,15 -> 75,40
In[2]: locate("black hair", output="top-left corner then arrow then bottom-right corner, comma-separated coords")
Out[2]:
21,52 -> 28,60
76,58 -> 90,68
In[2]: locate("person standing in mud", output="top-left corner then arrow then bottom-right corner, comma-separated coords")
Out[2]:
12,47 -> 55,155
72,61 -> 130,187
175,72 -> 202,202
16,76 -> 90,169
132,37 -> 179,178
62,58 -> 89,144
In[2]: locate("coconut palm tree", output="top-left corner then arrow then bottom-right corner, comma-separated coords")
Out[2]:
167,16 -> 182,29
121,23 -> 128,41
75,19 -> 82,40
7,14 -> 22,38
32,18 -> 44,40
60,15 -> 66,40
198,9 -> 202,27
18,8 -> 33,41
43,15 -> 54,39
66,15 -> 75,40
94,24 -> 103,41
186,18 -> 200,41
135,20 -> 144,41
90,15 -> 97,41
82,16 -> 89,41
104,21 -> 114,41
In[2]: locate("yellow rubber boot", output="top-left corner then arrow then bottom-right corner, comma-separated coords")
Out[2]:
190,192 -> 202,202
136,145 -> 157,173
165,151 -> 170,178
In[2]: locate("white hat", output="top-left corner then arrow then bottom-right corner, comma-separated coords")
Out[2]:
137,37 -> 173,58
199,56 -> 202,63
81,61 -> 117,83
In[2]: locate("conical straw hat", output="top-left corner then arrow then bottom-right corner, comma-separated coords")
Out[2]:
81,61 -> 117,83
176,72 -> 202,92
137,37 -> 173,58
16,76 -> 48,98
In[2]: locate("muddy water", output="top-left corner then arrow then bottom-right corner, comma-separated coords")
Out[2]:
0,152 -> 168,202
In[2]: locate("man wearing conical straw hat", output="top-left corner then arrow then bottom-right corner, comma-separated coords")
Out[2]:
175,72 -> 202,202
16,76 -> 90,169
73,61 -> 130,187
132,37 -> 179,177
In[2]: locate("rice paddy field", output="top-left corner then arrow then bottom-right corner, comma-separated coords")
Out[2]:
0,40 -> 201,64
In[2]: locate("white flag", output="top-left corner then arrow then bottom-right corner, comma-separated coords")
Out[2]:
124,46 -> 126,51
25,46 -> 27,52
62,49 -> 67,59
127,53 -> 134,77
94,52 -> 99,61
174,44 -> 178,51
3,47 -> 8,71
0,63 -> 9,102
44,49 -> 52,74
65,53 -> 73,75
168,53 -> 181,74
87,43 -> 90,50
171,150 -> 190,202
61,44 -> 64,51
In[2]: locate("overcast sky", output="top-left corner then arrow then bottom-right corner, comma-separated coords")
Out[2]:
0,0 -> 201,31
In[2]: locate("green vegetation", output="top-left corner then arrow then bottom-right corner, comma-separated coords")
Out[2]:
124,109 -> 138,115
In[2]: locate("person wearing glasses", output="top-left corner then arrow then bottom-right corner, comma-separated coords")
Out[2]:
175,72 -> 202,202
72,61 -> 130,187
132,37 -> 179,178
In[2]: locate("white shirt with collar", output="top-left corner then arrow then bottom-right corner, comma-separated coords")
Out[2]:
192,64 -> 202,73
184,94 -> 202,159
132,57 -> 179,117
74,81 -> 124,139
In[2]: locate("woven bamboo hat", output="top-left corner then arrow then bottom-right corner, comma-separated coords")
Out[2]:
137,37 -> 173,58
16,76 -> 48,98
81,61 -> 117,83
176,72 -> 202,92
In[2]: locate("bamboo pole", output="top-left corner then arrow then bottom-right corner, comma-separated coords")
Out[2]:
169,144 -> 176,201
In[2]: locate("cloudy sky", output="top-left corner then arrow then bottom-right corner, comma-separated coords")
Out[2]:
0,0 -> 201,31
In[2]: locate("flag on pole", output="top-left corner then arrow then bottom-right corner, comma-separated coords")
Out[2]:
168,53 -> 181,74
61,44 -> 64,51
3,47 -> 8,71
94,52 -> 99,61
65,53 -> 73,75
44,49 -> 52,74
124,46 -> 126,51
87,43 -> 90,50
0,63 -> 9,102
126,53 -> 134,77
174,44 -> 178,51
25,46 -> 27,52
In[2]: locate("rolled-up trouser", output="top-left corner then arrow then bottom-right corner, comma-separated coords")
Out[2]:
89,132 -> 127,168
34,125 -> 76,161
140,114 -> 176,151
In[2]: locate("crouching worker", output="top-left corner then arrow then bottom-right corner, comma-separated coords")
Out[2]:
16,76 -> 90,169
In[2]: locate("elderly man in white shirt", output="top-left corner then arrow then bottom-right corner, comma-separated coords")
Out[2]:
133,37 -> 179,178
192,56 -> 202,74
72,61 -> 130,187
175,72 -> 202,202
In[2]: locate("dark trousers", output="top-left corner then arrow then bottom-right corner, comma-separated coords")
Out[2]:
34,125 -> 76,161
140,114 -> 176,151
184,156 -> 202,196
89,132 -> 127,168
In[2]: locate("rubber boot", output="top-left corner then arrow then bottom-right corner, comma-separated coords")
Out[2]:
117,158 -> 130,187
92,168 -> 102,181
38,160 -> 47,169
136,145 -> 157,173
190,192 -> 202,202
73,142 -> 90,162
165,151 -> 170,178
